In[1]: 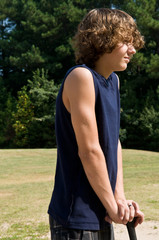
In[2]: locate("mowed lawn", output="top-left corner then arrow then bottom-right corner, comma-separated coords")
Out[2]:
0,149 -> 159,239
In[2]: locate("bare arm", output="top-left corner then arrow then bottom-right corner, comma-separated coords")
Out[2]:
115,140 -> 125,200
63,67 -> 121,223
115,140 -> 144,225
114,75 -> 130,222
115,140 -> 131,223
115,75 -> 144,225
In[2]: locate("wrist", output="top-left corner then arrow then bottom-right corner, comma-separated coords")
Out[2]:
104,196 -> 118,218
114,190 -> 126,201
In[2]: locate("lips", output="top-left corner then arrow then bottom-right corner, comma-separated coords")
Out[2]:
124,57 -> 130,63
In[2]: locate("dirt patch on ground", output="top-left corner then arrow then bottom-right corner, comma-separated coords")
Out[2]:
0,192 -> 13,198
1,221 -> 158,239
0,175 -> 53,186
45,221 -> 159,240
0,222 -> 10,233
114,221 -> 159,240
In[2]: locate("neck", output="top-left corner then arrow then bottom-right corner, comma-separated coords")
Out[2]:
94,66 -> 111,79
94,57 -> 112,79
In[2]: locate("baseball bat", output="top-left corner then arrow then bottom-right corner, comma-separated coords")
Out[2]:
126,217 -> 137,240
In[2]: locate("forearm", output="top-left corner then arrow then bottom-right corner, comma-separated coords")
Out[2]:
79,146 -> 118,218
115,140 -> 125,200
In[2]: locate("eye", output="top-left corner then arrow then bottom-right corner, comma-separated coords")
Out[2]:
124,41 -> 134,49
124,38 -> 133,46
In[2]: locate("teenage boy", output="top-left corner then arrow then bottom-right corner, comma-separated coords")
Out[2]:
48,8 -> 145,240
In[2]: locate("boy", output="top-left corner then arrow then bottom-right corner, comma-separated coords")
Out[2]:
48,8 -> 145,240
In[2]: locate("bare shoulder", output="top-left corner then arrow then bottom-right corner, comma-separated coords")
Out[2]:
63,67 -> 95,112
65,67 -> 93,89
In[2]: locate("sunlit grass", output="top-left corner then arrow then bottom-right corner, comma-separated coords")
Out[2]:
0,148 -> 158,239
0,149 -> 56,239
123,150 -> 159,221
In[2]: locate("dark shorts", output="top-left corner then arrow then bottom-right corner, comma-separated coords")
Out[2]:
49,215 -> 115,240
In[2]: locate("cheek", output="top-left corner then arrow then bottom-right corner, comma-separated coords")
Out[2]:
115,46 -> 128,56
112,52 -> 123,60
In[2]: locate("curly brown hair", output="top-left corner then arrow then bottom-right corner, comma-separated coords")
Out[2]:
72,8 -> 145,68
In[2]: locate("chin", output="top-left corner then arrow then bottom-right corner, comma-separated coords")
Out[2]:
116,65 -> 127,72
121,64 -> 128,71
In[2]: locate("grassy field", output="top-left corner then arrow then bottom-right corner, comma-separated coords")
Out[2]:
0,149 -> 159,239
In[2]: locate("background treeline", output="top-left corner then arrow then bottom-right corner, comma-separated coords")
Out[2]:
0,0 -> 158,151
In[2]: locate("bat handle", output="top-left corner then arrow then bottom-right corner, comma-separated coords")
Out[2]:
126,217 -> 137,240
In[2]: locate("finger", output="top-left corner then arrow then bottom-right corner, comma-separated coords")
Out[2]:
105,215 -> 112,224
122,206 -> 129,225
128,205 -> 135,222
134,211 -> 144,227
132,201 -> 140,212
139,212 -> 144,224
134,217 -> 140,227
117,200 -> 125,220
137,210 -> 144,224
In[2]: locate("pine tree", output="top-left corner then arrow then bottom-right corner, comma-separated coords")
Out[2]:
0,0 -> 158,149
116,0 -> 159,150
0,0 -> 114,93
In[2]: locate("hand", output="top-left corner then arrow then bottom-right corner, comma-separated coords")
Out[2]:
105,199 -> 130,225
126,200 -> 135,222
105,212 -> 125,225
105,199 -> 144,226
127,200 -> 144,227
117,199 -> 131,224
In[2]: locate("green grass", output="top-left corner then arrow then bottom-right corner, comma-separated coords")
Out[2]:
123,150 -> 159,221
0,149 -> 159,239
0,149 -> 56,240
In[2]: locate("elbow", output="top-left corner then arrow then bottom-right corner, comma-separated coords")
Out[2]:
78,145 -> 106,180
78,145 -> 101,163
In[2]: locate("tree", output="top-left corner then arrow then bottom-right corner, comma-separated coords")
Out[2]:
0,0 -> 158,150
12,86 -> 34,147
0,0 -> 115,91
139,106 -> 159,151
12,69 -> 59,148
0,77 -> 16,147
115,0 -> 159,150
27,68 -> 59,148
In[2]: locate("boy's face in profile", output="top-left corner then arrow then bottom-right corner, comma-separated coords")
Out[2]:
99,42 -> 136,73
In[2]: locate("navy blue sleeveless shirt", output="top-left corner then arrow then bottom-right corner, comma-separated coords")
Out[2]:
48,65 -> 120,230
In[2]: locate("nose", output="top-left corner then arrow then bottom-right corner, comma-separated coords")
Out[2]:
128,44 -> 136,55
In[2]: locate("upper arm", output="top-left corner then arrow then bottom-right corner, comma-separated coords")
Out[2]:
63,68 -> 100,155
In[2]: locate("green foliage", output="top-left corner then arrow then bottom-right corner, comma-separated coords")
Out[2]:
0,0 -> 87,93
27,69 -> 59,148
12,69 -> 59,148
0,0 -> 158,150
119,128 -> 127,143
139,106 -> 159,151
28,68 -> 58,119
117,0 -> 159,151
10,44 -> 45,70
146,54 -> 159,79
0,78 -> 16,148
12,86 -> 34,147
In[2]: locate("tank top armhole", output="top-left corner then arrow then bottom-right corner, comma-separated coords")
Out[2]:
114,73 -> 120,90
